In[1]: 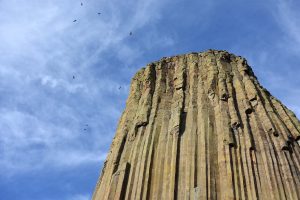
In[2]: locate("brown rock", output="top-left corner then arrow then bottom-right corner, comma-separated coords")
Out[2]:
92,50 -> 300,200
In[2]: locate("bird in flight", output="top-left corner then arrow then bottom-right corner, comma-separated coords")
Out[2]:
119,86 -> 122,90
81,2 -> 83,6
129,32 -> 133,36
73,20 -> 77,22
73,75 -> 75,79
97,12 -> 101,15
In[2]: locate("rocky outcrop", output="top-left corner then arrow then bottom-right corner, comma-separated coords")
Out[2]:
92,50 -> 300,200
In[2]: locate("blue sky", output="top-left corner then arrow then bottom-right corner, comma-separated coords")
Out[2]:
0,0 -> 300,199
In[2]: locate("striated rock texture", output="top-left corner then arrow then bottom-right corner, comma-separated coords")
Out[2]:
92,50 -> 300,200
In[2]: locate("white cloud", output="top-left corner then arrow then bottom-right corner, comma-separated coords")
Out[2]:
67,194 -> 90,200
0,0 -> 174,177
0,109 -> 100,171
273,0 -> 300,53
40,75 -> 86,93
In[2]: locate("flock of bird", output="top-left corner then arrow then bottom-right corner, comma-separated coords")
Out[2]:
73,2 -> 132,36
73,2 -> 101,22
72,2 -> 127,132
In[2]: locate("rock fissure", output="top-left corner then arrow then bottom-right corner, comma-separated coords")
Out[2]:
92,50 -> 300,200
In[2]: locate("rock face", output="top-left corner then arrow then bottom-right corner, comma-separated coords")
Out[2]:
92,50 -> 300,200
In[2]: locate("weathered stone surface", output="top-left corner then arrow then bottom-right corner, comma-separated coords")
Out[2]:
92,50 -> 300,200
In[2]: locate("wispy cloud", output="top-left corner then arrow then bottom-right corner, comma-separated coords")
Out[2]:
1,0 -> 300,199
272,0 -> 300,53
0,0 -> 174,178
67,194 -> 90,200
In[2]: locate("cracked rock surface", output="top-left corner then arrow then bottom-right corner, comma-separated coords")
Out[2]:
92,50 -> 300,200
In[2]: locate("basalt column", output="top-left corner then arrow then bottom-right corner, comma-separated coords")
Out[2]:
92,50 -> 300,200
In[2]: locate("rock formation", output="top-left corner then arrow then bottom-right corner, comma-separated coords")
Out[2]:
92,50 -> 300,200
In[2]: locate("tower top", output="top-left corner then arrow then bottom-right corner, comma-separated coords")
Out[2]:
93,50 -> 300,200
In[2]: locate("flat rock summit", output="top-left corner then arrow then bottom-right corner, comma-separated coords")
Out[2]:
92,50 -> 300,200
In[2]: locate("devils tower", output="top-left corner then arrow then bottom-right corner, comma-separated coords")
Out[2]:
92,50 -> 300,200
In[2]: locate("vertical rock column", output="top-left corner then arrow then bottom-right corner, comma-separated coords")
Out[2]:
92,50 -> 300,200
